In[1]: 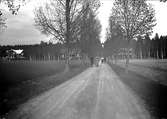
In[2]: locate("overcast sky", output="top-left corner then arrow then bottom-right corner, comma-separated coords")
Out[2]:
0,0 -> 167,45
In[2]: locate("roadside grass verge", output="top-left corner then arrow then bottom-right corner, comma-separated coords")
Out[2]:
110,63 -> 167,119
0,60 -> 88,117
116,60 -> 167,85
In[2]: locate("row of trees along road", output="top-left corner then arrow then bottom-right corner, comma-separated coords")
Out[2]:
78,3 -> 102,57
0,0 -> 167,65
135,33 -> 167,59
0,0 -> 165,31
104,28 -> 167,59
34,0 -> 101,70
104,0 -> 156,72
0,0 -> 102,71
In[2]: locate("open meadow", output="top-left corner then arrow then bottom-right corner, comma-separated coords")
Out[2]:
117,59 -> 167,85
0,60 -> 88,117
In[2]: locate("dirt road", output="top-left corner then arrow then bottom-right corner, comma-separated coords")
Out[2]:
7,64 -> 152,119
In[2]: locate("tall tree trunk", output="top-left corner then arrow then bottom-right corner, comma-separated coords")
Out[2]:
125,40 -> 130,73
157,49 -> 159,59
140,48 -> 142,59
64,0 -> 70,72
161,48 -> 164,59
48,53 -> 51,60
125,48 -> 130,73
164,48 -> 166,59
29,56 -> 32,61
154,48 -> 156,59
148,48 -> 151,58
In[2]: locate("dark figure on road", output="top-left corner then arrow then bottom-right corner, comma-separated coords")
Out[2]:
90,57 -> 94,66
103,57 -> 106,63
101,57 -> 106,64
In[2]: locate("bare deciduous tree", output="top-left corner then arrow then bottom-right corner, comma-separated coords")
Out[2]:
34,0 -> 100,70
79,3 -> 101,57
0,0 -> 27,15
0,12 -> 6,32
111,0 -> 156,71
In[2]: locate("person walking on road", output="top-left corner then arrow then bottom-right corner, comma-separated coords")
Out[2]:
90,57 -> 94,66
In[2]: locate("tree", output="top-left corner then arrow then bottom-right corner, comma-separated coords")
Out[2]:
160,0 -> 167,2
143,33 -> 151,58
160,36 -> 167,59
78,3 -> 101,58
104,16 -> 127,57
0,12 -> 6,32
110,0 -> 156,70
136,35 -> 143,59
0,0 -> 25,15
34,0 -> 100,69
0,0 -> 27,34
154,33 -> 160,59
34,0 -> 99,42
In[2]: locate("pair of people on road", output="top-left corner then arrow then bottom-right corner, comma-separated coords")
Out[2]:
90,57 -> 106,67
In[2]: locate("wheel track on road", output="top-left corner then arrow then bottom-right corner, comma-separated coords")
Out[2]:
43,69 -> 97,119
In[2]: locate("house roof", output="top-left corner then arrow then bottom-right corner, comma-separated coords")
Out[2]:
12,49 -> 23,54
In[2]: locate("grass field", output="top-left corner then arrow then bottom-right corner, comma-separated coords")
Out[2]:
0,60 -> 89,117
110,59 -> 167,118
117,59 -> 167,85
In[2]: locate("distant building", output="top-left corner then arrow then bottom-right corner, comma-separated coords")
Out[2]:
5,49 -> 24,60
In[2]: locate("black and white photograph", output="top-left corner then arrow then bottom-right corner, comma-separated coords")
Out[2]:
0,0 -> 167,119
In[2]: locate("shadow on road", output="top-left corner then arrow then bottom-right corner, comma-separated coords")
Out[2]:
110,64 -> 167,119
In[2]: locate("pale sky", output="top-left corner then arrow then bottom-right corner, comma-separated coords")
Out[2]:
0,0 -> 167,45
